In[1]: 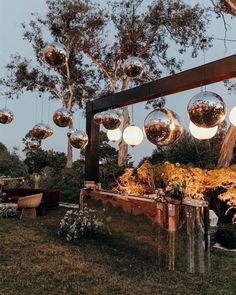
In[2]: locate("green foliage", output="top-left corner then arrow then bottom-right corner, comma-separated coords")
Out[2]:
0,142 -> 28,178
141,125 -> 228,169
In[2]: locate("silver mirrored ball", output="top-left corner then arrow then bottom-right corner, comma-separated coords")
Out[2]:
69,129 -> 89,149
32,122 -> 50,140
123,56 -> 144,78
187,91 -> 226,128
53,107 -> 72,128
144,108 -> 183,146
102,111 -> 121,130
0,108 -> 14,124
43,42 -> 68,67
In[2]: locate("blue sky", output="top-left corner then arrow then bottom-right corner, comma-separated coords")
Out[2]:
0,0 -> 236,164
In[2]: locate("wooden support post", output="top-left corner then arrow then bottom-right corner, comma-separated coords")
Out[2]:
85,101 -> 100,182
203,207 -> 209,250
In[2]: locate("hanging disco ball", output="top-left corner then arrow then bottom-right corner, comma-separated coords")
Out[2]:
42,42 -> 68,67
27,139 -> 41,150
102,111 -> 121,130
0,108 -> 14,124
69,129 -> 88,149
123,56 -> 144,78
32,122 -> 50,140
53,107 -> 72,127
67,128 -> 74,138
187,91 -> 226,128
144,108 -> 183,146
93,112 -> 104,125
45,125 -> 54,138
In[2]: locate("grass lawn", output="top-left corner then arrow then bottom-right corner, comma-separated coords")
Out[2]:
0,208 -> 235,295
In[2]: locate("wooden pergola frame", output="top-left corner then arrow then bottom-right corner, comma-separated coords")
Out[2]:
85,54 -> 236,182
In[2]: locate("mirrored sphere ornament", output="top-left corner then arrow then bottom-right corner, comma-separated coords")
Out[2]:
42,42 -> 68,67
123,125 -> 143,147
69,129 -> 89,149
152,97 -> 166,109
32,122 -> 50,140
0,108 -> 14,124
144,108 -> 183,146
107,128 -> 122,142
45,125 -> 54,138
189,121 -> 218,140
102,111 -> 121,130
53,107 -> 72,127
187,91 -> 226,128
28,139 -> 41,150
93,112 -> 104,125
123,56 -> 144,78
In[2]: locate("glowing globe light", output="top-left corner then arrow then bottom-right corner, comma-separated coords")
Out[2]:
229,106 -> 236,126
123,125 -> 143,147
189,121 -> 218,140
107,128 -> 122,142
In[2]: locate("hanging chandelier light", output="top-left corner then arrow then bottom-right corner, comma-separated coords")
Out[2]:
189,121 -> 218,140
187,91 -> 226,128
107,128 -> 122,142
42,42 -> 68,67
0,108 -> 14,124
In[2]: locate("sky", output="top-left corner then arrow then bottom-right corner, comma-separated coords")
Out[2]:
0,0 -> 236,165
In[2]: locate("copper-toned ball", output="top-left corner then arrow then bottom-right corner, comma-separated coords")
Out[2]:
53,107 -> 72,127
144,108 -> 183,146
123,56 -> 144,78
102,111 -> 121,130
69,129 -> 88,149
28,139 -> 41,150
45,125 -> 54,138
187,91 -> 226,128
32,122 -> 50,140
0,108 -> 14,124
93,112 -> 104,125
42,43 -> 68,67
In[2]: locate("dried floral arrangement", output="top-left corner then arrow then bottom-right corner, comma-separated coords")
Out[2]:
116,161 -> 236,223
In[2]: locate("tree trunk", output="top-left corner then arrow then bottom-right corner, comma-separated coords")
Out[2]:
217,124 -> 236,168
118,78 -> 130,167
66,139 -> 73,168
222,0 -> 236,16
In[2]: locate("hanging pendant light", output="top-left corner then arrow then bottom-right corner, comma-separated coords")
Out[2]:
123,105 -> 143,147
123,125 -> 143,147
189,121 -> 218,140
42,42 -> 68,67
107,128 -> 122,142
187,91 -> 226,128
0,108 -> 14,124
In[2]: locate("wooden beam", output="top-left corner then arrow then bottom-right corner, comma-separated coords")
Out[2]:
85,101 -> 100,182
92,54 -> 236,113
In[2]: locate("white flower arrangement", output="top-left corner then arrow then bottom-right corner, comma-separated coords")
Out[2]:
0,205 -> 19,218
58,204 -> 104,241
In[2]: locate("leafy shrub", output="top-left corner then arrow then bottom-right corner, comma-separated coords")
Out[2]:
58,204 -> 104,241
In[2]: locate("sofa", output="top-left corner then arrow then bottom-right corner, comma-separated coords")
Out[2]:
3,188 -> 60,210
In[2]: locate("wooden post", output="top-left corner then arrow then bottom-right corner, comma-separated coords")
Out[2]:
85,101 -> 100,182
203,207 -> 209,250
